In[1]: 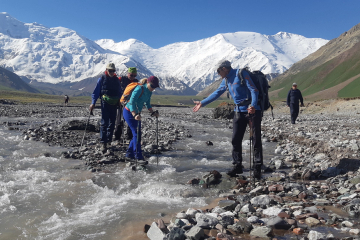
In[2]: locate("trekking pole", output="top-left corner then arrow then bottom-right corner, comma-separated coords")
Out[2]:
156,116 -> 159,165
248,114 -> 254,185
80,109 -> 94,148
135,114 -> 141,171
151,110 -> 159,165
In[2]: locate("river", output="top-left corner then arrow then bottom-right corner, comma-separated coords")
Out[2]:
0,107 -> 277,240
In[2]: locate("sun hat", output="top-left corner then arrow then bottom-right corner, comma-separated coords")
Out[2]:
106,63 -> 116,70
292,82 -> 297,86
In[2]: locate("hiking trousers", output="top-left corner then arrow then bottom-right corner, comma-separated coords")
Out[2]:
232,110 -> 263,167
100,100 -> 118,143
123,108 -> 143,160
290,103 -> 299,124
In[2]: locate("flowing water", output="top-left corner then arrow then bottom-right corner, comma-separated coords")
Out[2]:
0,113 -> 277,240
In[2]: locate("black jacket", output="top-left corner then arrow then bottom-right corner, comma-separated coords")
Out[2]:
287,89 -> 303,106
119,76 -> 138,92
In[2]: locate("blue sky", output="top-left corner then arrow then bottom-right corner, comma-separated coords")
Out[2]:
2,0 -> 359,48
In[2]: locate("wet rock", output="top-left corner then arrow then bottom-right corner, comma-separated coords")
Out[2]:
147,222 -> 166,240
195,213 -> 218,228
185,226 -> 204,240
266,216 -> 292,230
166,227 -> 185,240
228,218 -> 253,234
217,200 -> 236,211
250,226 -> 273,238
305,217 -> 320,227
307,230 -> 325,240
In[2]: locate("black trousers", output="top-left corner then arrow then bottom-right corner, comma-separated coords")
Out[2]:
114,105 -> 133,141
232,110 -> 263,167
290,103 -> 299,123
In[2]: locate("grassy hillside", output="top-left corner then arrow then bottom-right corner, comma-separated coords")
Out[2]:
0,67 -> 40,93
0,90 -> 231,108
270,41 -> 360,101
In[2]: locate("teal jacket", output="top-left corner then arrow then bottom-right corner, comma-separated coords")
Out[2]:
125,83 -> 152,113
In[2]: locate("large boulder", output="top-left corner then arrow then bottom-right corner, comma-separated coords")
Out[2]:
213,103 -> 235,119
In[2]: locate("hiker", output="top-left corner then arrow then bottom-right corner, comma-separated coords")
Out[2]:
287,83 -> 304,124
114,67 -> 139,142
89,63 -> 122,153
192,60 -> 263,179
64,95 -> 69,106
123,76 -> 160,160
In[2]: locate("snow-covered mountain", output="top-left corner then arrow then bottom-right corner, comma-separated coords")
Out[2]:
0,12 -> 144,84
97,33 -> 328,91
0,12 -> 328,94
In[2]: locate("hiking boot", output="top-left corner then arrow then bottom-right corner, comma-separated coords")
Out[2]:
100,143 -> 107,153
226,164 -> 243,177
254,165 -> 262,180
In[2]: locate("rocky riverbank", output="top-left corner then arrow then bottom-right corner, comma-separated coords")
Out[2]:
2,99 -> 360,240
144,99 -> 360,240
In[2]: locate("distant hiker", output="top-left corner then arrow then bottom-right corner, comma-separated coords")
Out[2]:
287,83 -> 304,124
123,76 -> 160,160
64,95 -> 69,106
89,63 -> 122,153
193,60 -> 263,179
114,67 -> 139,142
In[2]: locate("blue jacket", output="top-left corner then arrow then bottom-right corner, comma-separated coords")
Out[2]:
91,74 -> 122,105
125,83 -> 152,113
201,69 -> 260,112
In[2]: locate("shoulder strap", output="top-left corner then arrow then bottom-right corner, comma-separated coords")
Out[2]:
139,85 -> 144,98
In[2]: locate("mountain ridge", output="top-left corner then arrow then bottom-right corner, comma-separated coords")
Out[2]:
0,12 -> 328,95
269,23 -> 360,100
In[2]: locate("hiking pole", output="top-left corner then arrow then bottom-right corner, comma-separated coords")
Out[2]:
151,110 -> 159,165
156,115 -> 159,165
248,114 -> 254,185
80,109 -> 94,147
135,114 -> 141,171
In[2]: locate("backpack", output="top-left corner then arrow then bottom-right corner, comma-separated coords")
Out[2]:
100,75 -> 121,105
237,68 -> 274,118
120,82 -> 144,104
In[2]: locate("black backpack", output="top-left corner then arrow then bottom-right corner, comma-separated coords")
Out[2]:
237,68 -> 273,118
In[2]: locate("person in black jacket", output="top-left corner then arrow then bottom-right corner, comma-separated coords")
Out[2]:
287,83 -> 304,124
114,67 -> 139,142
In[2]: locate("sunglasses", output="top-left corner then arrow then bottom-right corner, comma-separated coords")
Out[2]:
129,74 -> 137,77
108,69 -> 116,73
217,68 -> 222,74
150,84 -> 157,89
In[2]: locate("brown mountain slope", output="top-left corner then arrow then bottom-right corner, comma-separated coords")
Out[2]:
270,23 -> 360,99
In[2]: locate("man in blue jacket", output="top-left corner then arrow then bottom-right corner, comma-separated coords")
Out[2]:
193,60 -> 263,179
89,63 -> 123,153
287,83 -> 304,124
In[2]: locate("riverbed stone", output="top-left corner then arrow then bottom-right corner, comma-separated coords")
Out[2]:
307,230 -> 325,240
266,216 -> 292,230
195,213 -> 218,228
305,217 -> 320,227
184,226 -> 204,240
166,227 -> 185,240
147,222 -> 166,240
263,206 -> 284,216
250,195 -> 271,206
250,226 -> 273,238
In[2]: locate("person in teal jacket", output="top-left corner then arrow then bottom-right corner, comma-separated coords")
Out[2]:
123,76 -> 160,160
